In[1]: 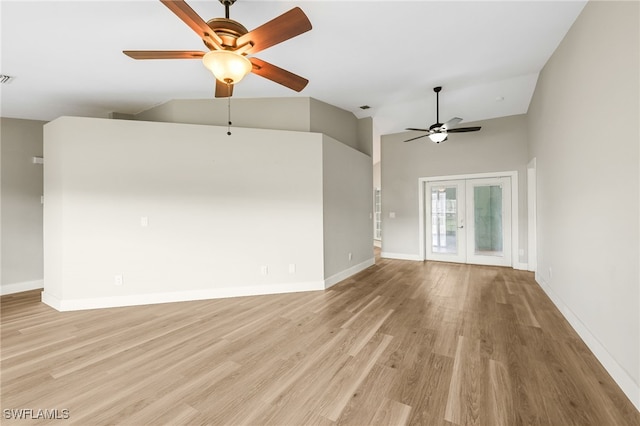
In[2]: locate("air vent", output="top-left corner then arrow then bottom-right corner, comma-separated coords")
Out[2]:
359,105 -> 371,110
0,75 -> 14,84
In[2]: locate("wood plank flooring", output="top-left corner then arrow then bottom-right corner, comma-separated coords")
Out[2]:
2,253 -> 639,425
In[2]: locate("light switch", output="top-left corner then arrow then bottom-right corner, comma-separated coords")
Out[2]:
389,212 -> 396,219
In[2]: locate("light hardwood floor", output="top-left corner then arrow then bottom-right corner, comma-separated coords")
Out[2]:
2,253 -> 639,425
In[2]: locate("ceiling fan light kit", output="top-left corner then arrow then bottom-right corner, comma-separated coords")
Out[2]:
405,86 -> 482,144
202,50 -> 252,84
429,132 -> 448,143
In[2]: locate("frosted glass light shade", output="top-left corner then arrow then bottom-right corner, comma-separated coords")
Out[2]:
202,50 -> 252,84
429,132 -> 448,143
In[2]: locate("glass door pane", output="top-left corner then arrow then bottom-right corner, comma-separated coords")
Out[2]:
426,180 -> 466,263
431,187 -> 458,253
465,177 -> 511,267
473,185 -> 503,256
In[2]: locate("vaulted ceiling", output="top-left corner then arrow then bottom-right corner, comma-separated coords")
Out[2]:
1,0 -> 586,159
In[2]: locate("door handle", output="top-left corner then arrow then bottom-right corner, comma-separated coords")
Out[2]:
458,225 -> 464,229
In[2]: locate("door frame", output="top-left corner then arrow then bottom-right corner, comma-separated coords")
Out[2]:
418,171 -> 520,268
464,176 -> 512,266
527,158 -> 537,272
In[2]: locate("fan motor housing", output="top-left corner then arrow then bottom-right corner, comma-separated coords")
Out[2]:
204,18 -> 248,50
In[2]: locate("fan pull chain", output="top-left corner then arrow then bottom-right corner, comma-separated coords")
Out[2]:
227,83 -> 232,136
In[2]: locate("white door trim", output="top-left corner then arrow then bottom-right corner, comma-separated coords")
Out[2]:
527,158 -> 537,272
418,171 -> 520,268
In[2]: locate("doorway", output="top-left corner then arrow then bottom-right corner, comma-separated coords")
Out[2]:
418,172 -> 518,267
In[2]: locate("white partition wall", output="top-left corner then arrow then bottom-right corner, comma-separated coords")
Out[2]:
43,117 -> 330,310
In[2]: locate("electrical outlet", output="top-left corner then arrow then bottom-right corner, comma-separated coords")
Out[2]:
288,264 -> 296,274
114,275 -> 123,286
548,267 -> 553,280
261,266 -> 268,275
348,252 -> 353,261
140,216 -> 149,227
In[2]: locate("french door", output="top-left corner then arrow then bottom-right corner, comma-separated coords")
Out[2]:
426,177 -> 512,266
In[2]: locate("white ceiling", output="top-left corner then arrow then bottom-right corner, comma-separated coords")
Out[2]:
1,0 -> 586,160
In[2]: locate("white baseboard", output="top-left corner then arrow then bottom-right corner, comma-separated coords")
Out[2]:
381,252 -> 422,261
1,279 -> 44,295
41,291 -> 63,310
43,259 -> 379,312
513,261 -> 529,271
379,254 -> 530,271
41,281 -> 325,312
536,275 -> 640,411
324,257 -> 375,289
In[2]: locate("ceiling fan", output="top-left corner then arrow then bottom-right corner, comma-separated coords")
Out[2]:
123,0 -> 312,98
405,86 -> 481,143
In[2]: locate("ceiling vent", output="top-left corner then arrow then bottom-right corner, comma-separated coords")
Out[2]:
359,105 -> 371,110
0,75 -> 14,84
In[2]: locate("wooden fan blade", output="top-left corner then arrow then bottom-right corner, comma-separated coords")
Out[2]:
404,134 -> 430,142
160,0 -> 223,49
123,50 -> 205,60
215,79 -> 234,98
447,126 -> 482,133
406,128 -> 430,132
236,7 -> 312,55
441,117 -> 462,130
249,57 -> 308,92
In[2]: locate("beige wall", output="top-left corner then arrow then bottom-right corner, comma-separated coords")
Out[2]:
1,118 -> 45,294
322,135 -> 374,282
357,117 -> 374,158
309,97 -> 373,154
134,97 -> 311,132
132,97 -> 373,158
527,0 -> 639,405
381,114 -> 529,263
